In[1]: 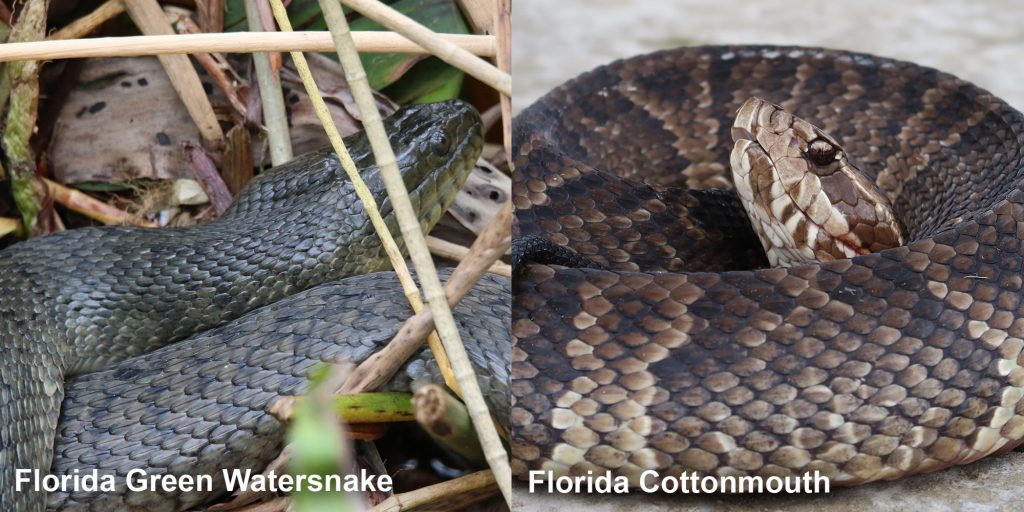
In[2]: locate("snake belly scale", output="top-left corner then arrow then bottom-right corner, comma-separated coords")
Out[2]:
511,46 -> 1024,485
0,100 -> 511,511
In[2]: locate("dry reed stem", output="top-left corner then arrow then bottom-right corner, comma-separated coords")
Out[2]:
124,0 -> 224,144
427,235 -> 510,277
42,177 -> 157,227
174,15 -> 248,117
340,0 -> 510,96
0,32 -> 496,62
49,0 -> 125,40
315,1 -> 511,503
245,0 -> 292,165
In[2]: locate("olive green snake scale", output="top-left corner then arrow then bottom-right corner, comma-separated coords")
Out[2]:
511,46 -> 1024,487
0,100 -> 512,511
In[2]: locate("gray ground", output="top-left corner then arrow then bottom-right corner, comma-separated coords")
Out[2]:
512,0 -> 1024,510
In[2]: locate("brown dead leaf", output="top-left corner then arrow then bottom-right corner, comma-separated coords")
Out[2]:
279,53 -> 398,156
49,57 -> 204,184
448,160 -> 510,234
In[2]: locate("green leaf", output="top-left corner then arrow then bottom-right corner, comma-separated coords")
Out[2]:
351,0 -> 470,90
224,0 -> 331,32
288,363 -> 351,512
382,57 -> 464,104
223,0 -> 468,101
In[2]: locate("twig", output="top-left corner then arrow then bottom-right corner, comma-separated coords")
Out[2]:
315,1 -> 511,503
342,200 -> 511,397
368,470 -> 497,512
174,15 -> 248,118
339,0 -> 510,96
245,0 -> 292,165
124,0 -> 225,145
427,236 -> 510,277
184,142 -> 233,215
0,32 -> 497,62
49,0 -> 125,40
42,177 -> 157,227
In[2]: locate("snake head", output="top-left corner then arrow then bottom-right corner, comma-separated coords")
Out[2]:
730,97 -> 904,267
385,99 -> 484,202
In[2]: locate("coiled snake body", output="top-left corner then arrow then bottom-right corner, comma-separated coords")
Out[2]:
0,100 -> 511,511
511,46 -> 1024,486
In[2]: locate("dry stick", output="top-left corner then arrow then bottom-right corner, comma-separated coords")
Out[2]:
175,15 -> 248,118
184,143 -> 233,215
49,0 -> 125,40
495,0 -> 511,157
245,0 -> 292,165
123,0 -> 225,145
427,235 -> 510,277
254,0 -> 282,72
339,0 -> 510,96
316,1 -> 511,502
42,178 -> 157,227
0,32 -> 497,62
342,200 -> 510,396
369,470 -> 497,512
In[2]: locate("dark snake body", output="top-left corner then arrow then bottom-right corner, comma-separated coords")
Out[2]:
511,46 -> 1024,485
0,100 -> 509,511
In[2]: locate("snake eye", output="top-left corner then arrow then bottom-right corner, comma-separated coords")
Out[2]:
808,139 -> 837,165
431,132 -> 451,157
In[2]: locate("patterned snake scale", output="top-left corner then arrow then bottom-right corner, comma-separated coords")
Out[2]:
511,46 -> 1024,486
0,100 -> 511,511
